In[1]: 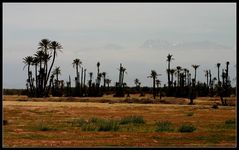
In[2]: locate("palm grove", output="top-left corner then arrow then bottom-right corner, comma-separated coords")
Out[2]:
23,39 -> 234,105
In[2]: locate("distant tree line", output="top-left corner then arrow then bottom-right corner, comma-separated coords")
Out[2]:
21,39 -> 235,105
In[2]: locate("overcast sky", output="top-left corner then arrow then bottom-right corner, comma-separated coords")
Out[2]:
3,3 -> 236,89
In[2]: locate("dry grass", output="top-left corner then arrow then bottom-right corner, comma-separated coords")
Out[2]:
3,95 -> 236,148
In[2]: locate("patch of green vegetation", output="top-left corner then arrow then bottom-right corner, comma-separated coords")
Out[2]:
155,121 -> 174,132
70,117 -> 120,132
71,118 -> 87,127
32,123 -> 57,131
178,124 -> 196,133
119,115 -> 145,124
224,119 -> 236,129
17,134 -> 48,140
81,123 -> 98,131
186,112 -> 194,116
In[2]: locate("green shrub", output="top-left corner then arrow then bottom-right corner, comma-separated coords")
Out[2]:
186,112 -> 194,116
97,119 -> 119,131
120,115 -> 145,124
81,123 -> 98,131
155,121 -> 174,132
224,119 -> 235,129
34,124 -> 55,131
71,118 -> 87,127
225,119 -> 235,125
178,124 -> 196,132
81,117 -> 120,131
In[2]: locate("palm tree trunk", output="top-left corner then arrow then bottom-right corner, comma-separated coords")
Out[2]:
206,73 -> 208,87
217,67 -> 220,84
194,69 -> 197,83
80,68 -> 83,89
153,77 -> 156,99
35,64 -> 38,94
168,62 -> 170,87
45,49 -> 56,95
171,73 -> 174,87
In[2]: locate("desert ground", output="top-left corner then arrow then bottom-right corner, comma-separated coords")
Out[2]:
3,95 -> 236,148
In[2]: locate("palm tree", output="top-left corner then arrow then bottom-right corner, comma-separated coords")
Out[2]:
148,70 -> 159,99
166,54 -> 174,87
105,78 -> 111,91
204,70 -> 209,87
52,66 -> 61,82
183,68 -> 188,86
216,63 -> 221,84
89,72 -> 93,84
97,62 -> 100,76
170,69 -> 176,87
32,57 -> 39,90
134,78 -> 140,87
72,58 -> 82,87
34,50 -> 45,71
46,41 -> 63,91
192,64 -> 200,84
38,39 -> 51,81
23,56 -> 34,94
102,72 -> 106,90
225,61 -> 230,86
121,67 -> 127,85
83,68 -> 87,88
176,66 -> 182,87
38,39 -> 51,55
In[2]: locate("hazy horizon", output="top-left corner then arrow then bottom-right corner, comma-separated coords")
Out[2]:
3,3 -> 236,89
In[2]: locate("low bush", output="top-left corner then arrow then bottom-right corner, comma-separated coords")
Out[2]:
119,115 -> 145,124
186,112 -> 194,116
224,119 -> 235,129
34,124 -> 55,131
155,121 -> 174,132
74,117 -> 120,132
178,124 -> 196,132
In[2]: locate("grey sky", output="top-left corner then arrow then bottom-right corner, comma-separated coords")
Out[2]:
3,3 -> 236,88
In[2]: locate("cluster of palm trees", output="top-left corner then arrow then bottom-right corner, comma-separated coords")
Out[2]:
23,39 -> 63,97
70,60 -> 112,97
114,63 -> 127,97
23,40 -> 232,101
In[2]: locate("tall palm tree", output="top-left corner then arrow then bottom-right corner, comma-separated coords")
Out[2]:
204,70 -> 209,87
183,68 -> 188,86
156,79 -> 161,96
225,61 -> 230,85
148,70 -> 160,99
46,41 -> 62,92
97,62 -> 100,76
89,72 -> 93,82
209,70 -> 212,88
192,64 -> 200,84
23,56 -> 34,94
105,79 -> 111,90
216,63 -> 221,84
38,39 -> 51,80
32,57 -> 39,90
134,78 -> 140,87
166,54 -> 174,87
72,58 -> 82,87
170,69 -> 175,87
34,50 -> 45,71
176,66 -> 182,87
38,39 -> 51,55
102,72 -> 106,89
121,67 -> 127,85
52,66 -> 61,82
83,68 -> 87,88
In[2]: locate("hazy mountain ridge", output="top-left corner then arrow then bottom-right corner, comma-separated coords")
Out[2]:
140,39 -> 233,51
